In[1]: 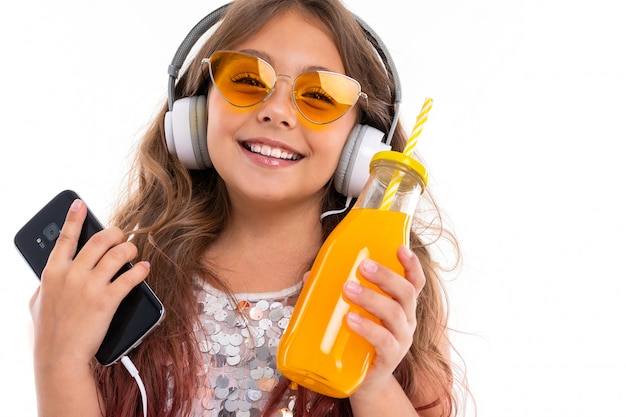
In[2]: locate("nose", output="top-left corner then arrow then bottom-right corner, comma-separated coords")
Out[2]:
258,74 -> 298,127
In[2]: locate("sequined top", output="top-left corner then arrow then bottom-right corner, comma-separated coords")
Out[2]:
182,277 -> 302,417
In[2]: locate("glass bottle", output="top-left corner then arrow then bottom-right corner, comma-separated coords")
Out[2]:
276,150 -> 428,398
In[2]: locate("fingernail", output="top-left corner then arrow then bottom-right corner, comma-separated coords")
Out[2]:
400,245 -> 413,257
345,280 -> 362,294
70,199 -> 83,211
360,259 -> 378,274
346,312 -> 362,324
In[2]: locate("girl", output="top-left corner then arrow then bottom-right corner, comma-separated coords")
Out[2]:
29,0 -> 463,416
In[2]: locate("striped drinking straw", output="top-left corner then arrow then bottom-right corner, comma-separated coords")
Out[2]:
378,98 -> 433,210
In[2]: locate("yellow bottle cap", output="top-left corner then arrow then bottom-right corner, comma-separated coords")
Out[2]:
370,150 -> 429,187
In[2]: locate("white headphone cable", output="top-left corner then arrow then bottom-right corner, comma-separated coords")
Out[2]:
320,196 -> 353,221
121,355 -> 147,417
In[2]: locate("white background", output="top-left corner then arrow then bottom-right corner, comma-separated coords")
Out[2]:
1,1 -> 625,416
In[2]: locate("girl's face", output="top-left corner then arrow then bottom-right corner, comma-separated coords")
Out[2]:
206,10 -> 357,210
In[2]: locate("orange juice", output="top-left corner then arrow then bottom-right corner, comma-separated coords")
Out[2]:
276,207 -> 411,398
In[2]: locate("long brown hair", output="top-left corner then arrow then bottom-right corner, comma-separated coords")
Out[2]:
93,1 -> 465,416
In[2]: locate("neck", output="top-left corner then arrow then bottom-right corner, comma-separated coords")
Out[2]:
203,198 -> 325,293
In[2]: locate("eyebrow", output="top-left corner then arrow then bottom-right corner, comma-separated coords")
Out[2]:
238,48 -> 333,73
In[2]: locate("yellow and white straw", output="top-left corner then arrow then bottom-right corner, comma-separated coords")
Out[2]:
403,97 -> 433,158
379,98 -> 433,210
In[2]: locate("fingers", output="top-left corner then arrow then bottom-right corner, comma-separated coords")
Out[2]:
82,232 -> 137,277
46,199 -> 88,269
75,228 -> 150,301
342,245 -> 425,361
344,272 -> 412,349
396,245 -> 426,295
42,198 -> 149,303
108,261 -> 151,300
350,246 -> 423,326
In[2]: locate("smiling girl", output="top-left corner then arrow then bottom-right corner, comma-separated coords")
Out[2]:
29,1 -> 464,416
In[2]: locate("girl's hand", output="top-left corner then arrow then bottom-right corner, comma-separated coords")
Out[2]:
343,244 -> 425,397
29,199 -> 150,366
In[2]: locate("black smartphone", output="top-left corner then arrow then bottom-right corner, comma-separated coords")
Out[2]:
14,189 -> 165,366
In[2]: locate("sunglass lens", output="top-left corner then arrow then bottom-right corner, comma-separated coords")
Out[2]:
210,52 -> 275,107
294,71 -> 361,123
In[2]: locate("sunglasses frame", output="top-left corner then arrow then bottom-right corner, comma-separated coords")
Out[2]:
201,50 -> 368,124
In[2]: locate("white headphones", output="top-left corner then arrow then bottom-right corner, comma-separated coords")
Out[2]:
164,3 -> 402,198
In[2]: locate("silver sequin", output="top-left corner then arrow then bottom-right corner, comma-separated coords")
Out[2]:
181,277 -> 302,416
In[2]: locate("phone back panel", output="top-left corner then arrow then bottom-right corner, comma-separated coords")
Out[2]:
14,189 -> 165,365
15,190 -> 98,276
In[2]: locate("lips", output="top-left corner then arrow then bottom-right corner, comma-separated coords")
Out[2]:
242,141 -> 303,161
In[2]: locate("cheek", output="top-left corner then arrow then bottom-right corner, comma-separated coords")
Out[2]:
205,91 -> 235,154
311,120 -> 357,180
325,115 -> 358,159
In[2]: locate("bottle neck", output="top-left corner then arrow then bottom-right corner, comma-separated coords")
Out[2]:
354,159 -> 424,216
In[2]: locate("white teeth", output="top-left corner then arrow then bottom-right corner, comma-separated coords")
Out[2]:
249,143 -> 298,160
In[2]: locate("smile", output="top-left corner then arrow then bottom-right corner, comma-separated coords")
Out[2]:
243,142 -> 303,161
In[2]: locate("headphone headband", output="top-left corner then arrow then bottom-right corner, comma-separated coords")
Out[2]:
167,3 -> 230,111
350,14 -> 401,144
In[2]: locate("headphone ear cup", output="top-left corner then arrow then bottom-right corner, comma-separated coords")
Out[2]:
164,95 -> 212,170
334,124 -> 390,198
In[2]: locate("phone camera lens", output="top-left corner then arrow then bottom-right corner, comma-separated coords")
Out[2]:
43,223 -> 60,242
